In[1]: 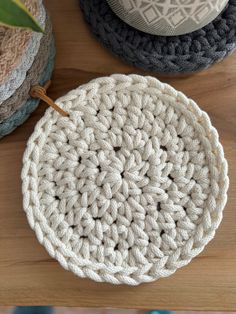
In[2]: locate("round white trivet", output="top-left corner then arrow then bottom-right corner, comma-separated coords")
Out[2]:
22,74 -> 229,285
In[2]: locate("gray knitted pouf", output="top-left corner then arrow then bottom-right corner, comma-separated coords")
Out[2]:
79,0 -> 236,74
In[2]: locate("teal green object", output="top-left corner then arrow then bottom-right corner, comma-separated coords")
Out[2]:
149,311 -> 172,314
13,306 -> 53,314
0,43 -> 55,138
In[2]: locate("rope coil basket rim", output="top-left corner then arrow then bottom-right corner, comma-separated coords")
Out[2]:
0,42 -> 55,138
22,74 -> 229,285
0,0 -> 39,84
0,15 -> 52,122
0,0 -> 46,104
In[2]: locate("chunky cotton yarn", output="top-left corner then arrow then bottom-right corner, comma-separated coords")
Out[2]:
0,0 -> 46,104
22,75 -> 229,285
0,43 -> 55,138
0,0 -> 38,83
0,0 -> 54,138
0,16 -> 52,122
80,0 -> 236,74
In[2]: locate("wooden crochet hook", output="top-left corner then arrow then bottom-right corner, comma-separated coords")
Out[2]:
30,80 -> 69,117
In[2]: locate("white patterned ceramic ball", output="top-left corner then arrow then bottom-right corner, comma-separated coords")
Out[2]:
106,0 -> 229,36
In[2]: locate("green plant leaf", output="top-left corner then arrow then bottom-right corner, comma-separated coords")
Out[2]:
0,0 -> 44,32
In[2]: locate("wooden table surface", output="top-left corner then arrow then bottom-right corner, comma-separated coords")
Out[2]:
1,0 -> 236,310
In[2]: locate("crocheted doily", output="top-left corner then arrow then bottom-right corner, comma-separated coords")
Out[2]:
80,0 -> 236,74
0,0 -> 39,84
22,75 -> 229,285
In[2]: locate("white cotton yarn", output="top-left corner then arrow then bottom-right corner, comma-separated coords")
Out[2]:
22,74 -> 229,285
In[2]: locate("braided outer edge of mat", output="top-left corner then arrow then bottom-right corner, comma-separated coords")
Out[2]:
21,74 -> 229,285
79,0 -> 236,74
0,43 -> 55,139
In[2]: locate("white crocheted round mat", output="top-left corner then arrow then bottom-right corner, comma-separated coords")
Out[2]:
22,75 -> 229,285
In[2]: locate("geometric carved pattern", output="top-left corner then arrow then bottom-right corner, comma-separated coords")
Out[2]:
118,0 -> 226,28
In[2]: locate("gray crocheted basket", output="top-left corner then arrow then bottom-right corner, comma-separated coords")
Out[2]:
79,0 -> 236,74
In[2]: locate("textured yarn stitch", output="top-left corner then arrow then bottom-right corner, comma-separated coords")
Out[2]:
0,0 -> 38,83
0,44 -> 55,138
0,17 -> 52,122
80,0 -> 236,74
0,1 -> 46,104
22,75 -> 229,285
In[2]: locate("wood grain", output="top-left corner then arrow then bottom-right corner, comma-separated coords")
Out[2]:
0,0 -> 236,309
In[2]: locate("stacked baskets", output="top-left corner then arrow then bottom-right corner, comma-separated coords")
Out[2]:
0,0 -> 55,138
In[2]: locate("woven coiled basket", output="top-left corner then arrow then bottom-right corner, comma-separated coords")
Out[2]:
0,0 -> 55,138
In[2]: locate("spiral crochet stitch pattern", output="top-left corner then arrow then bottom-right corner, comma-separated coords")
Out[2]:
80,0 -> 236,74
22,75 -> 229,285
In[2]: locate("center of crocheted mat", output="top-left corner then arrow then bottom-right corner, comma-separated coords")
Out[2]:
22,75 -> 228,285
